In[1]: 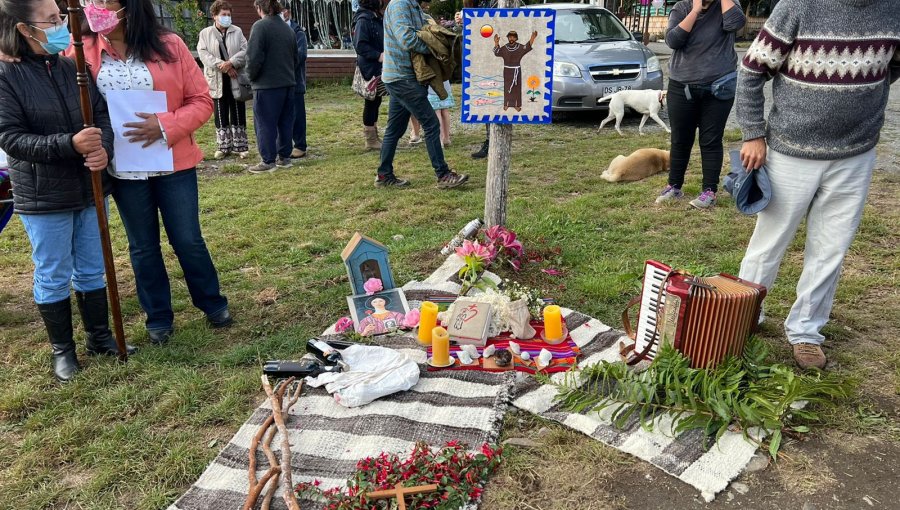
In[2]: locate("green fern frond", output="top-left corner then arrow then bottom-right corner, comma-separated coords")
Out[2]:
546,337 -> 850,459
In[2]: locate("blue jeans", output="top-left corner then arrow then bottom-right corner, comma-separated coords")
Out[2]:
293,92 -> 307,151
112,169 -> 227,331
19,205 -> 106,304
253,87 -> 295,164
378,79 -> 449,179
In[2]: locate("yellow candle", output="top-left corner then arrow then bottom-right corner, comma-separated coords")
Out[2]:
417,301 -> 439,345
543,305 -> 563,341
431,327 -> 450,366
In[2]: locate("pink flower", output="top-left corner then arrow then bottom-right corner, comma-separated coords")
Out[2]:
335,317 -> 354,333
498,231 -> 524,258
402,308 -> 420,329
483,225 -> 505,242
363,278 -> 383,295
456,240 -> 494,263
542,268 -> 563,276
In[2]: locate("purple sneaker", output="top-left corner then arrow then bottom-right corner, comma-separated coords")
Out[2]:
655,185 -> 684,204
690,189 -> 717,209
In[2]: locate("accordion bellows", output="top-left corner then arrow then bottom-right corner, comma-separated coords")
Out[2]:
626,260 -> 766,369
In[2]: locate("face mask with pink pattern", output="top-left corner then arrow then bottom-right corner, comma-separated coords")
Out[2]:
84,4 -> 124,35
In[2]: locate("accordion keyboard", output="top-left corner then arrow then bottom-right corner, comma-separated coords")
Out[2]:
634,261 -> 670,359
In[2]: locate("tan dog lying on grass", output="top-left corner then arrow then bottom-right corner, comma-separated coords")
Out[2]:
601,148 -> 670,182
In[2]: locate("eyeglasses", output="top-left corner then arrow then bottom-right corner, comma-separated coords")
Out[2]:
28,14 -> 68,28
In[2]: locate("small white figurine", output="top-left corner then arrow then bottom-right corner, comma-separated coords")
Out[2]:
537,348 -> 553,368
458,350 -> 475,365
461,344 -> 481,359
483,345 -> 497,358
508,341 -> 521,355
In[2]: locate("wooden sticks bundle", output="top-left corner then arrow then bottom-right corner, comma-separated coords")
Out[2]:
243,376 -> 303,510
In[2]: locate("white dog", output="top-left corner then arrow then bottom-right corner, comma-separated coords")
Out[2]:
597,89 -> 670,136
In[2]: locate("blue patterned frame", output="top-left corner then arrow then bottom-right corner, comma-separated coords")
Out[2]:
461,8 -> 556,124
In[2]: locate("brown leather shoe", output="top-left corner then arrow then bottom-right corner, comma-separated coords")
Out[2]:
793,343 -> 826,370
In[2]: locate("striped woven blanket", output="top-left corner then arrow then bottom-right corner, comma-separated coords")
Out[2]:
169,255 -> 757,509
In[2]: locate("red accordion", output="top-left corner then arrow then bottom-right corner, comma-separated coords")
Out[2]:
622,260 -> 766,369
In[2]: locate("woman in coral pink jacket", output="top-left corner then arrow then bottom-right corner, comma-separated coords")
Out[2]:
67,0 -> 232,344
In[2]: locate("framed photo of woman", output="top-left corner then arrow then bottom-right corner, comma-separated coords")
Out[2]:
347,288 -> 410,336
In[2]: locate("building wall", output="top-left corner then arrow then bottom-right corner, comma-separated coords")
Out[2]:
230,0 -> 258,39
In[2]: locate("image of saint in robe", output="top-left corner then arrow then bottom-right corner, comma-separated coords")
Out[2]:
492,31 -> 538,111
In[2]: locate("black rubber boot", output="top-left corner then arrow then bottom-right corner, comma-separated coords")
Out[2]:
471,139 -> 489,159
37,298 -> 80,382
75,288 -> 138,356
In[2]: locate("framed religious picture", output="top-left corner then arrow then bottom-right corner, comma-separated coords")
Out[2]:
461,8 -> 555,124
347,288 -> 410,336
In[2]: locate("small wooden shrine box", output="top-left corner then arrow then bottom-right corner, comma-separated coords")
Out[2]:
341,232 -> 396,295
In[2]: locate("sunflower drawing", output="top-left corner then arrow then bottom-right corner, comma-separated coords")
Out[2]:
526,75 -> 541,102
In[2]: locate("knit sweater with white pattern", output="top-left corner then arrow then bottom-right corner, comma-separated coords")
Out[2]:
736,0 -> 900,160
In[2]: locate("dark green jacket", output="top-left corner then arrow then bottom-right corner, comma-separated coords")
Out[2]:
412,23 -> 459,99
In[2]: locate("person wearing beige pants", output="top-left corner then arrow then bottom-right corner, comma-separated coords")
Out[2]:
738,148 -> 876,366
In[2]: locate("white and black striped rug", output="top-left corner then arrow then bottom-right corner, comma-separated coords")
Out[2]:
169,256 -> 756,509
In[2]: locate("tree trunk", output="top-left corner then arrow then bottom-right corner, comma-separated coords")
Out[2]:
484,0 -> 516,228
484,123 -> 512,228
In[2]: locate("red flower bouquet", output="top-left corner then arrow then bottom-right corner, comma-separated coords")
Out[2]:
296,441 -> 503,509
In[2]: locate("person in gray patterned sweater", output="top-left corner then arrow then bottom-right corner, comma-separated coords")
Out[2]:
736,0 -> 899,370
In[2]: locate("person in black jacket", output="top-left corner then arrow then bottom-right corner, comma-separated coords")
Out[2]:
353,0 -> 384,151
0,0 -> 137,382
246,0 -> 298,173
284,7 -> 308,158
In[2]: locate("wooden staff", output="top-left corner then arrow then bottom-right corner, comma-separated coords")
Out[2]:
66,0 -> 128,362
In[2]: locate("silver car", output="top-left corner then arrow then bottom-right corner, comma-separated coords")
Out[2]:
527,3 -> 664,111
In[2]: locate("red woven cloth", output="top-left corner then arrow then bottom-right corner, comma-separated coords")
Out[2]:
426,321 -> 578,374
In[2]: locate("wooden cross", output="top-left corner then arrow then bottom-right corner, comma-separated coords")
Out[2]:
366,483 -> 439,510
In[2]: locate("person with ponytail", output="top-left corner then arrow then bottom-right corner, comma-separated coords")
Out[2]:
73,0 -> 230,346
0,0 -> 136,381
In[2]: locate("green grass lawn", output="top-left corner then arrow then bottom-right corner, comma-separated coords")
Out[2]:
0,83 -> 897,509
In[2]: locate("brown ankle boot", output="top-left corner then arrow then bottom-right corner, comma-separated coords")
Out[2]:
364,126 -> 382,151
792,343 -> 826,370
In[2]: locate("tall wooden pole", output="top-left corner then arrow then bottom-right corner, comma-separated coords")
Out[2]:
66,0 -> 128,362
484,0 -> 516,228
484,123 -> 511,227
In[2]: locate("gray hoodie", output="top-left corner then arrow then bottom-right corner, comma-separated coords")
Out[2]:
665,0 -> 746,85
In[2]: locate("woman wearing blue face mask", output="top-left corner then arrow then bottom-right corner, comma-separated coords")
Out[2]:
0,0 -> 136,381
197,0 -> 250,160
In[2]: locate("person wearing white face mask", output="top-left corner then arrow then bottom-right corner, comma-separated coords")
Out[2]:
197,0 -> 250,159
0,0 -> 135,381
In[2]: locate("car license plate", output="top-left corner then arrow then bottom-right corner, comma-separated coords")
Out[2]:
601,85 -> 631,97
